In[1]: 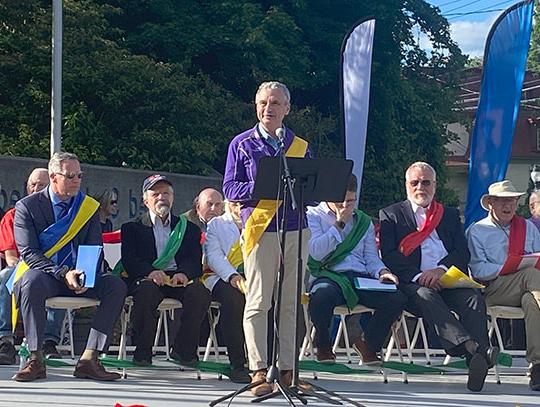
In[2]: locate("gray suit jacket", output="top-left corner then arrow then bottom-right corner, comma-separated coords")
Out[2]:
14,188 -> 102,280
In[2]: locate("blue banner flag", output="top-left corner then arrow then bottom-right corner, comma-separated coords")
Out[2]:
465,0 -> 534,227
341,18 -> 375,196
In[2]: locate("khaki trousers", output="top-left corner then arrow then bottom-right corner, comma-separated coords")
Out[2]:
485,267 -> 540,364
243,229 -> 310,371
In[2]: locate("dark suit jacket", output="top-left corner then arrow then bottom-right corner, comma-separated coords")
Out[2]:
183,208 -> 206,232
13,188 -> 103,280
121,212 -> 202,286
379,200 -> 470,284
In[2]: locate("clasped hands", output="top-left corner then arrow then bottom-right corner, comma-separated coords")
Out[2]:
147,270 -> 190,287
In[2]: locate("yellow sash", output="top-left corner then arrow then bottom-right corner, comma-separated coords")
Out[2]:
226,239 -> 244,270
11,196 -> 99,330
243,136 -> 308,257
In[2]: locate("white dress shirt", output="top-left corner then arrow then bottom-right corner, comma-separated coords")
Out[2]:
467,215 -> 540,281
149,211 -> 177,271
307,202 -> 386,278
203,212 -> 242,291
410,200 -> 448,274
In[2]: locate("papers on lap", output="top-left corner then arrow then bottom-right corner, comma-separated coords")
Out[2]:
439,266 -> 484,289
353,276 -> 397,292
499,252 -> 540,276
75,245 -> 102,288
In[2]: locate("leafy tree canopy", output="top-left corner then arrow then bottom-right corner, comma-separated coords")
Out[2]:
0,0 -> 465,213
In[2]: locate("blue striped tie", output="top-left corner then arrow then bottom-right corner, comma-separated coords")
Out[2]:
56,201 -> 73,267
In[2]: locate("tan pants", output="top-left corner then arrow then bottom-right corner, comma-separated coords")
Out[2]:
485,267 -> 540,364
243,229 -> 310,371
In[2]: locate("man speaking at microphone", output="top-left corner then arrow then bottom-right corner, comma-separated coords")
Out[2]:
223,81 -> 311,396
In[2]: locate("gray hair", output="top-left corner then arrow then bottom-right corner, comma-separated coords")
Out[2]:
256,81 -> 290,104
48,152 -> 79,174
405,161 -> 437,181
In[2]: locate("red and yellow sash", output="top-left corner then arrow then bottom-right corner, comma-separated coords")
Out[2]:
11,195 -> 99,330
243,136 -> 308,258
499,215 -> 527,276
399,201 -> 444,256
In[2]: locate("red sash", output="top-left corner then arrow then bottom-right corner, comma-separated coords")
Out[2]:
499,216 -> 527,276
399,201 -> 444,256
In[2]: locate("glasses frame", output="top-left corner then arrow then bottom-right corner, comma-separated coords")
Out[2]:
56,171 -> 84,180
408,179 -> 433,188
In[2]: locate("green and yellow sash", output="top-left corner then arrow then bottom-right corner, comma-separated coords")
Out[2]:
11,194 -> 99,330
114,215 -> 188,278
201,238 -> 244,284
307,209 -> 372,310
243,136 -> 308,257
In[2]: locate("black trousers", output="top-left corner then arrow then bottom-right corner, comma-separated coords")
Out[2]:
14,269 -> 127,352
212,280 -> 247,368
400,283 -> 490,356
308,277 -> 408,352
129,279 -> 211,361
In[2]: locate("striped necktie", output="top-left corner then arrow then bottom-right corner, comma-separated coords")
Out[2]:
56,201 -> 73,267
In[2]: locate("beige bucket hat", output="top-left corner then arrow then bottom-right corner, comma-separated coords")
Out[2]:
480,180 -> 525,210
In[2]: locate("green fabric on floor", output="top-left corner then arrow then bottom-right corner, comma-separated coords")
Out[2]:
299,360 -> 373,375
382,361 -> 444,374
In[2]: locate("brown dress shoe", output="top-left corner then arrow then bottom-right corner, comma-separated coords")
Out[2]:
280,370 -> 292,387
73,358 -> 121,381
250,369 -> 273,397
12,358 -> 46,382
353,338 -> 381,365
316,347 -> 336,363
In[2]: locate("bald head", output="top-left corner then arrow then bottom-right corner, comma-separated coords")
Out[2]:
196,188 -> 224,223
26,168 -> 49,195
530,191 -> 540,219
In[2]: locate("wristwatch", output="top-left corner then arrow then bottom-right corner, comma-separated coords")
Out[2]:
335,220 -> 346,230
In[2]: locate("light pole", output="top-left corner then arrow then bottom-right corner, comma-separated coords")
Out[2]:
50,0 -> 63,156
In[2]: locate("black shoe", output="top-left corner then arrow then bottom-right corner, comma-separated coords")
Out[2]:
170,350 -> 198,367
229,366 -> 251,383
467,352 -> 488,392
133,347 -> 152,367
42,340 -> 62,359
530,363 -> 540,391
0,341 -> 16,365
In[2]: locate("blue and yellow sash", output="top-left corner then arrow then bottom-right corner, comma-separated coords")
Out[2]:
243,136 -> 308,257
11,192 -> 99,330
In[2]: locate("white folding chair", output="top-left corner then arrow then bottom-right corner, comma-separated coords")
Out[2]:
488,305 -> 526,384
203,301 -> 222,362
45,297 -> 100,359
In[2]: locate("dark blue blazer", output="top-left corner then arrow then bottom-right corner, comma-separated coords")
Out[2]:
13,187 -> 102,280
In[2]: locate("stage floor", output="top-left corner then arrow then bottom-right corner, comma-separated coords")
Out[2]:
0,356 -> 536,406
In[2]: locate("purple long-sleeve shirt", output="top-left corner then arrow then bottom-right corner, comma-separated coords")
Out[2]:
223,125 -> 311,232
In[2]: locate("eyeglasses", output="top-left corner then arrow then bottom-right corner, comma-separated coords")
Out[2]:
56,171 -> 84,179
110,200 -> 118,205
408,179 -> 433,187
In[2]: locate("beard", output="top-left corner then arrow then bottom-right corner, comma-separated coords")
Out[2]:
155,202 -> 171,217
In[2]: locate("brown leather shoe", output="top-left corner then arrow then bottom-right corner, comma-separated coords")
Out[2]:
353,338 -> 381,365
280,370 -> 292,387
316,347 -> 336,363
250,369 -> 273,397
73,358 -> 121,381
12,358 -> 46,382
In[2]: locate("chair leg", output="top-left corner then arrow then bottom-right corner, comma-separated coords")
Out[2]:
67,309 -> 75,359
417,318 -> 431,365
391,324 -> 408,384
401,316 -> 414,363
164,310 -> 171,360
338,315 -> 353,364
332,317 -> 344,355
154,311 -> 163,355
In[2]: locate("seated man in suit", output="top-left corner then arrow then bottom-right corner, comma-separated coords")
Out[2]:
307,174 -> 407,365
121,174 -> 211,366
12,152 -> 127,382
183,188 -> 224,233
203,200 -> 250,383
467,180 -> 540,391
379,161 -> 497,392
0,168 -> 66,365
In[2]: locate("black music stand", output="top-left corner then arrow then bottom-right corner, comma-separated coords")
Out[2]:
210,156 -> 365,407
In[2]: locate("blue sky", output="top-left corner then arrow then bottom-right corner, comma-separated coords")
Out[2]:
426,0 -> 521,57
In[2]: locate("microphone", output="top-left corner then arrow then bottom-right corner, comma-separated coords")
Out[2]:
275,127 -> 285,149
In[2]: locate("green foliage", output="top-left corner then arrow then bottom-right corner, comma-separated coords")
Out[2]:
0,0 -> 464,212
528,1 -> 540,74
